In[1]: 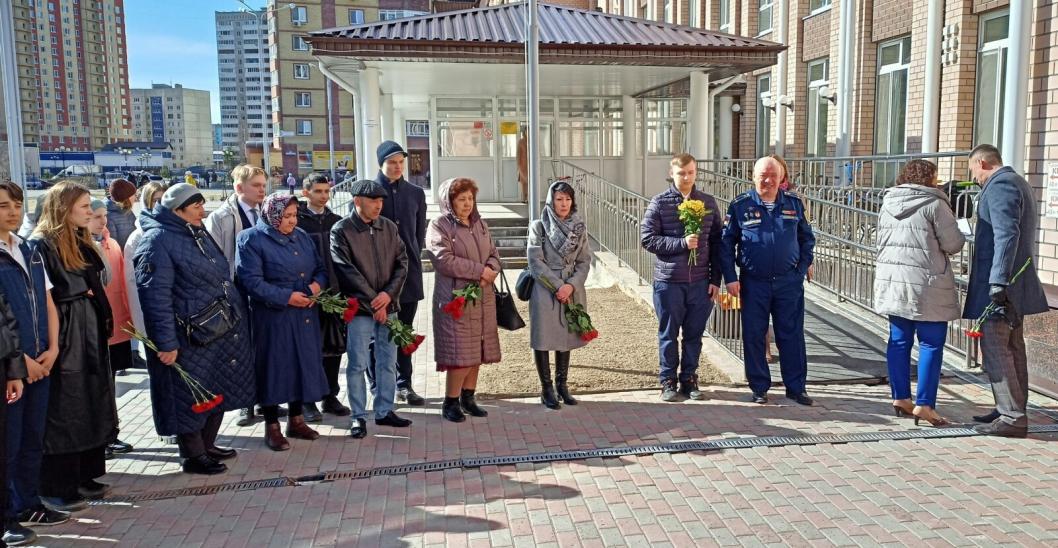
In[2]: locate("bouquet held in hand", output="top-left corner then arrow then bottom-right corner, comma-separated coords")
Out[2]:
677,199 -> 709,266
122,324 -> 224,414
538,277 -> 598,343
442,282 -> 482,320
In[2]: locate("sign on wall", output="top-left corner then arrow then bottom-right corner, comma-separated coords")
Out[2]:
1046,163 -> 1058,219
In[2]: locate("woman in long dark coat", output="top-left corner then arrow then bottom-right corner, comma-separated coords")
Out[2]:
135,183 -> 256,475
236,193 -> 329,451
30,181 -> 117,510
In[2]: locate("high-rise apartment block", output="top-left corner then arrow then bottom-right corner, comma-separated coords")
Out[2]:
10,0 -> 132,151
130,84 -> 213,168
215,9 -> 272,158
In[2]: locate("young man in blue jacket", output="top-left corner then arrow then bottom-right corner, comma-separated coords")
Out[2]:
0,182 -> 68,546
640,154 -> 723,402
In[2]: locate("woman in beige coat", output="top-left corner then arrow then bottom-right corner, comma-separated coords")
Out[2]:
426,178 -> 502,423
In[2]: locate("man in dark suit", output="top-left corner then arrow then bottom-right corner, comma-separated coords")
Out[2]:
963,144 -> 1048,438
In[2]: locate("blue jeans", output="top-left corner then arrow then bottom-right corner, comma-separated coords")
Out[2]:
346,315 -> 397,421
653,279 -> 714,383
887,316 -> 946,407
6,377 -> 50,518
740,273 -> 807,396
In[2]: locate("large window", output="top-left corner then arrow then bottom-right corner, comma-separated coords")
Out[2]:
719,0 -> 731,32
755,75 -> 772,156
757,0 -> 773,35
641,99 -> 686,156
664,0 -> 674,23
296,119 -> 312,135
974,10 -> 1009,149
558,99 -> 601,157
875,36 -> 911,185
291,6 -> 307,24
690,0 -> 701,27
806,58 -> 830,157
348,9 -> 364,24
293,63 -> 309,79
810,0 -> 831,13
295,92 -> 311,107
435,98 -> 494,158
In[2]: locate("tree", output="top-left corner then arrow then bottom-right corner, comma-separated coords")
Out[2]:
222,147 -> 238,172
159,165 -> 171,179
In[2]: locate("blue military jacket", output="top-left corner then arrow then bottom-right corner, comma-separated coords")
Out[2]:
720,189 -> 816,282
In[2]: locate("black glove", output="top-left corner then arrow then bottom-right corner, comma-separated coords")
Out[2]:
989,284 -> 1009,306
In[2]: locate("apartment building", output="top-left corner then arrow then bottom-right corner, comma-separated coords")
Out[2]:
129,84 -> 213,168
9,0 -> 132,152
269,0 -> 380,178
215,9 -> 272,159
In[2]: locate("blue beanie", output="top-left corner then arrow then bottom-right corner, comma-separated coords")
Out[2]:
376,140 -> 407,166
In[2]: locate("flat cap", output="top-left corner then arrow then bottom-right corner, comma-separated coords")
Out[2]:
350,179 -> 387,199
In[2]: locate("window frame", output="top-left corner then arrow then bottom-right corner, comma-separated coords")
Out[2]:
718,0 -> 731,33
757,0 -> 774,35
973,9 -> 1009,150
348,9 -> 364,25
806,58 -> 830,157
291,5 -> 307,24
809,0 -> 832,15
293,63 -> 310,80
874,36 -> 912,186
296,119 -> 312,135
755,74 -> 772,157
292,35 -> 308,51
295,92 -> 311,108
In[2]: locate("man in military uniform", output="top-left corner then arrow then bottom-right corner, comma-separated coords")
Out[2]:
720,156 -> 816,405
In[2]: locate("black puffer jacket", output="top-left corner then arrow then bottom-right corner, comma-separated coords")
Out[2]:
640,185 -> 723,284
0,293 -> 28,382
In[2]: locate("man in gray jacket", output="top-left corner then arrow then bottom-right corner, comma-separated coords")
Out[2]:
963,144 -> 1048,438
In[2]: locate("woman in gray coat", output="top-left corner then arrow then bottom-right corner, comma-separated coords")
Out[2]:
527,181 -> 592,409
873,160 -> 965,426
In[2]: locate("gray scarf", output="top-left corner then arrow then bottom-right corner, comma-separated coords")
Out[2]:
541,205 -> 585,258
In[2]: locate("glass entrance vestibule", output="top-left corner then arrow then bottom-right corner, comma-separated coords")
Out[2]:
429,96 -> 691,202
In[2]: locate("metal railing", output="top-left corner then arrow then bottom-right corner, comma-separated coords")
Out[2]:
328,179 -> 358,217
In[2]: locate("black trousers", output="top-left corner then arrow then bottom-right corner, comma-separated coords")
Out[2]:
367,301 -> 418,390
263,402 -> 302,424
176,412 -> 224,459
40,446 -> 106,499
323,355 -> 342,398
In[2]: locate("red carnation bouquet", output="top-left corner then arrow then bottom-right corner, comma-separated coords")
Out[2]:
387,318 -> 426,355
310,289 -> 361,323
538,277 -> 598,343
122,324 -> 224,414
442,282 -> 482,320
964,257 -> 1033,339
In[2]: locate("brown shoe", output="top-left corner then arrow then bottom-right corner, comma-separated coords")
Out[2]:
285,416 -> 320,441
264,423 -> 290,451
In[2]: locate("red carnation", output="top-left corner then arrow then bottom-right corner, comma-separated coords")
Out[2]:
580,329 -> 599,342
342,299 -> 360,323
442,296 -> 466,320
964,329 -> 982,339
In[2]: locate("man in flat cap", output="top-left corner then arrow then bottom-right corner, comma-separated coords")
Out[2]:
330,180 -> 412,439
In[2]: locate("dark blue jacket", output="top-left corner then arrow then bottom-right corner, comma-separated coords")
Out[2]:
640,185 -> 723,284
134,206 -> 256,435
0,235 -> 49,358
963,166 -> 1048,319
720,189 -> 816,282
376,171 -> 426,302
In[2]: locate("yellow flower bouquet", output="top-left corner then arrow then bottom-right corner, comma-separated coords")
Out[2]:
677,199 -> 709,266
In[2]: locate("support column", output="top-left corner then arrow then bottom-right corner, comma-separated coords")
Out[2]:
622,95 -> 636,190
689,71 -> 711,160
774,0 -> 788,156
380,93 -> 394,142
358,67 -> 382,180
1002,0 -> 1031,171
835,0 -> 858,159
920,0 -> 943,154
718,96 -> 734,159
393,111 -> 406,146
0,0 -> 26,196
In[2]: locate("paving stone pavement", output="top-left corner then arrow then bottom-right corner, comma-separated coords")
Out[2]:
33,274 -> 1058,547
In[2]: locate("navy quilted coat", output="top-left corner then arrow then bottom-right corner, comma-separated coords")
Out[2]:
640,185 -> 723,284
133,206 -> 256,436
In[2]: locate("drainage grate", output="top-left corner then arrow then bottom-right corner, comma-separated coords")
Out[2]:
97,423 -> 1058,503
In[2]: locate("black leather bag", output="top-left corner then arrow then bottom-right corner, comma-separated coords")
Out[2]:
495,270 -> 526,331
515,267 -> 534,301
180,297 -> 239,347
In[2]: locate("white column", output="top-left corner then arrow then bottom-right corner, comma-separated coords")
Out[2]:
380,93 -> 394,142
0,0 -> 26,196
1002,0 -> 1031,171
688,71 -> 711,160
774,0 -> 788,155
393,111 -> 406,146
836,0 -> 858,158
718,96 -> 734,159
920,0 -> 943,153
622,95 -> 636,190
358,67 -> 382,179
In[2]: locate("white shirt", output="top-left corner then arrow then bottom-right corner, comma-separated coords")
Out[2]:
0,233 -> 53,290
238,198 -> 261,226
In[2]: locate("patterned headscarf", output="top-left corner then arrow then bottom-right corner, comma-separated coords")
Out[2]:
261,192 -> 299,231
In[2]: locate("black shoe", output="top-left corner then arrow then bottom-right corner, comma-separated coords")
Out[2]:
679,375 -> 706,401
973,409 -> 1001,424
660,378 -> 680,402
105,445 -> 115,460
751,392 -> 768,404
77,479 -> 110,500
303,402 -> 323,423
39,496 -> 88,513
321,396 -> 351,417
132,354 -> 148,369
3,520 -> 37,546
534,350 -> 562,409
974,419 -> 1028,438
554,351 -> 578,405
350,418 -> 367,439
375,411 -> 412,427
788,392 -> 814,406
397,387 -> 426,406
236,407 -> 256,427
442,397 -> 466,423
459,389 -> 488,417
182,454 -> 228,475
17,505 -> 70,526
115,369 -> 129,377
206,446 -> 237,461
108,439 -> 134,454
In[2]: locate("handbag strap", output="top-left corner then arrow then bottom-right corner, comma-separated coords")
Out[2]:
496,268 -> 511,293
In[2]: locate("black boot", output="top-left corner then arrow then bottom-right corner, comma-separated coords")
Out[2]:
534,350 -> 561,410
554,351 -> 578,405
442,396 -> 466,423
460,389 -> 488,417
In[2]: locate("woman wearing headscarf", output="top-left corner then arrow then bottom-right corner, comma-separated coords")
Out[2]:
236,193 -> 329,451
30,181 -> 117,510
123,181 -> 167,337
527,181 -> 592,409
426,177 -> 502,423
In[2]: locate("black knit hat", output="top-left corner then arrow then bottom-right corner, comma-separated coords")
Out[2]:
376,140 -> 407,166
350,179 -> 386,199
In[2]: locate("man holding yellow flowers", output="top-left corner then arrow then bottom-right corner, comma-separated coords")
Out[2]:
640,153 -> 723,402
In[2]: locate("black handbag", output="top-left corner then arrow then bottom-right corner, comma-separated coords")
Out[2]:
515,267 -> 534,301
495,269 -> 526,331
179,297 -> 239,347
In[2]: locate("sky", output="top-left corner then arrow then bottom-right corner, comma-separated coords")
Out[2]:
125,0 -> 258,123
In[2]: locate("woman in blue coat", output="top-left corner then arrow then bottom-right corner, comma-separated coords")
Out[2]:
236,193 -> 329,452
134,184 -> 256,475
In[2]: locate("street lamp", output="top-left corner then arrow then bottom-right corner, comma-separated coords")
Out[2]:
139,152 -> 152,169
118,147 -> 131,169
